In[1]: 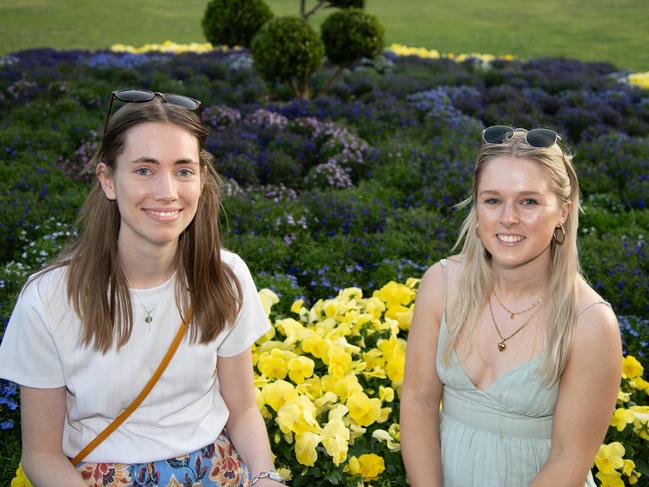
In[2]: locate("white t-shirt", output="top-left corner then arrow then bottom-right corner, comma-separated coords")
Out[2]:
0,250 -> 269,463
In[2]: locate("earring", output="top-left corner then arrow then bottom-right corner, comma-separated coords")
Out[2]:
553,225 -> 566,245
475,223 -> 480,238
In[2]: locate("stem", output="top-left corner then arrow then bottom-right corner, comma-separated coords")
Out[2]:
321,65 -> 347,93
300,0 -> 306,17
287,78 -> 298,98
304,0 -> 327,18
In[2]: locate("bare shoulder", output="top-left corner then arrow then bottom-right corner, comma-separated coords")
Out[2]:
571,277 -> 621,367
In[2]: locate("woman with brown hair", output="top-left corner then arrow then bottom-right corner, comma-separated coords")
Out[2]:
0,90 -> 285,486
400,126 -> 622,486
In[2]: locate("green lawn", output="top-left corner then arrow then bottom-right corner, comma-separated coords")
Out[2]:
0,0 -> 647,70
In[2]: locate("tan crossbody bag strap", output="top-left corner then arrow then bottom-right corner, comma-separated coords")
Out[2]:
69,307 -> 192,466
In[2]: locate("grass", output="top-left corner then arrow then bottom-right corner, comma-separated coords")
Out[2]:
0,0 -> 647,70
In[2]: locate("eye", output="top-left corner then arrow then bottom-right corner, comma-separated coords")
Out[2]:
483,198 -> 500,205
134,167 -> 152,176
177,168 -> 194,177
521,198 -> 539,206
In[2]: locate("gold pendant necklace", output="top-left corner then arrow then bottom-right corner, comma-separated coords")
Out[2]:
488,297 -> 541,352
493,291 -> 542,319
134,294 -> 155,326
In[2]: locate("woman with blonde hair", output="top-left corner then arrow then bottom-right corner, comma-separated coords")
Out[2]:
400,126 -> 621,486
0,90 -> 285,486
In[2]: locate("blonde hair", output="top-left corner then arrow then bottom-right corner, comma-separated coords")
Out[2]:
34,99 -> 241,352
445,130 -> 581,385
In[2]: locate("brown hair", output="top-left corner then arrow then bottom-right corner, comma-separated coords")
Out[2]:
39,99 -> 241,352
446,130 -> 581,385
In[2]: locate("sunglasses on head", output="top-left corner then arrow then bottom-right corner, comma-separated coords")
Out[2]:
103,89 -> 203,135
481,125 -> 561,148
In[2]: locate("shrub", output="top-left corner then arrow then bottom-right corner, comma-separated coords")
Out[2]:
321,9 -> 384,67
251,16 -> 323,98
201,0 -> 273,48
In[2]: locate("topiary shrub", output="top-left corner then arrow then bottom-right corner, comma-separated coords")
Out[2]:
202,0 -> 273,48
320,8 -> 384,67
251,16 -> 323,99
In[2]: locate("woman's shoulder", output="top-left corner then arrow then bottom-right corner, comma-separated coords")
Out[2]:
573,276 -> 620,347
21,264 -> 69,302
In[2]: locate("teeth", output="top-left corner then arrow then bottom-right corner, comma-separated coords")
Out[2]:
498,234 -> 524,243
147,210 -> 179,217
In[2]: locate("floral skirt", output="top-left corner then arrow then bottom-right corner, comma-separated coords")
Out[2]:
76,432 -> 251,487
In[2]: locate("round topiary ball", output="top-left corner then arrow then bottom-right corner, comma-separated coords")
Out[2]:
328,0 -> 365,8
321,8 -> 384,66
251,16 -> 323,92
202,0 -> 273,48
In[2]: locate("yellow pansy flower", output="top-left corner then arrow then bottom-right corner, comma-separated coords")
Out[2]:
372,426 -> 400,451
630,405 -> 649,440
595,442 -> 625,474
379,386 -> 394,402
295,377 -> 324,400
295,432 -> 321,466
277,396 -> 320,435
262,380 -> 298,412
258,288 -> 279,317
290,299 -> 304,314
373,281 -> 415,308
347,391 -> 382,427
301,334 -> 330,360
288,356 -> 315,384
345,454 -> 385,480
610,408 -> 635,431
622,355 -> 643,379
327,344 -> 353,377
322,409 -> 351,465
257,348 -> 292,380
595,471 -> 625,487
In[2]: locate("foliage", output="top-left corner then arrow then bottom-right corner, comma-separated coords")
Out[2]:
201,0 -> 273,48
321,9 -> 384,67
251,16 -> 323,98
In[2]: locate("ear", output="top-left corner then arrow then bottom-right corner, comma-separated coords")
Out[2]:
558,200 -> 572,226
96,162 -> 116,200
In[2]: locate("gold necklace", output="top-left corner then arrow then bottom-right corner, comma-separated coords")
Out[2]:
488,297 -> 541,352
493,291 -> 542,319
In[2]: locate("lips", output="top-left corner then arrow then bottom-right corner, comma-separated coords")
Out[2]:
497,234 -> 525,243
143,208 -> 181,220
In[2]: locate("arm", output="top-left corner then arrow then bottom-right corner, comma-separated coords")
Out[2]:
530,304 -> 622,487
400,263 -> 445,487
20,386 -> 86,486
217,349 -> 284,486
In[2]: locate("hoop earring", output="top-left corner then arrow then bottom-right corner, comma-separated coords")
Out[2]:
475,223 -> 480,238
553,225 -> 566,245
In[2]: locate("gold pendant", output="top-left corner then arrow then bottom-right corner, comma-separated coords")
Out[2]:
498,340 -> 507,352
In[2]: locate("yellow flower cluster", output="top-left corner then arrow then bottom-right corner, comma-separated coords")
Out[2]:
595,442 -> 641,486
254,280 -> 417,482
628,72 -> 649,90
109,40 -> 224,54
386,43 -> 515,64
593,355 -> 648,486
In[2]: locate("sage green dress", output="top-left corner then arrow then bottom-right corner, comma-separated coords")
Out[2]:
435,260 -> 597,487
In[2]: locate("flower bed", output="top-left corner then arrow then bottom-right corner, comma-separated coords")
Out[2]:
0,44 -> 648,484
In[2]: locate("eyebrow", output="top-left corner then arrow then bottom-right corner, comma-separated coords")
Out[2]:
128,157 -> 199,165
478,189 -> 544,197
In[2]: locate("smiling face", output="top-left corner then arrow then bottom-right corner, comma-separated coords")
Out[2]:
97,122 -> 203,254
476,155 -> 571,270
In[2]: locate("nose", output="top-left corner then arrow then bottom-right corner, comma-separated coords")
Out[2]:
154,172 -> 178,201
500,201 -> 519,226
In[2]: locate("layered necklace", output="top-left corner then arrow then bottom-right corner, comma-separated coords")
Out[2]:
488,293 -> 543,352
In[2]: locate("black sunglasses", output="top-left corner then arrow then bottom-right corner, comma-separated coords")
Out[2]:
481,125 -> 561,148
103,89 -> 203,135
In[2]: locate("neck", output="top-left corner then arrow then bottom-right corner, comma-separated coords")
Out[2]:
118,240 -> 178,289
491,253 -> 550,301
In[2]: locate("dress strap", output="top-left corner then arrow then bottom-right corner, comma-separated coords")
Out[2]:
578,300 -> 611,316
440,259 -> 448,318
